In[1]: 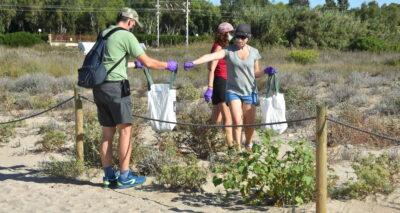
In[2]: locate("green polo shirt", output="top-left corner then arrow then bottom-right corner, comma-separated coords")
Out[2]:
102,25 -> 145,81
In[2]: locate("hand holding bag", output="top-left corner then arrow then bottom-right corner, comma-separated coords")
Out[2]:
260,74 -> 288,134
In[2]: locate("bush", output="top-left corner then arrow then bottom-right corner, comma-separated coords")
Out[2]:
177,83 -> 201,101
213,133 -> 315,206
0,32 -> 44,47
331,154 -> 400,199
287,49 -> 319,64
11,73 -> 58,95
172,103 -> 224,159
41,158 -> 85,179
36,130 -> 67,152
385,58 -> 400,66
0,123 -> 18,144
156,154 -> 207,191
348,36 -> 388,52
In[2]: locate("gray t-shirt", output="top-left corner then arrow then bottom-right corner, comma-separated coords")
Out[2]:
224,44 -> 262,96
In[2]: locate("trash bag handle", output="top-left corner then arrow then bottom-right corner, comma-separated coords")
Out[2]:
265,74 -> 279,97
143,67 -> 177,91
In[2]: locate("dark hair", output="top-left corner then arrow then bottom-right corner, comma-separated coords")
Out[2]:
116,15 -> 131,23
214,32 -> 229,47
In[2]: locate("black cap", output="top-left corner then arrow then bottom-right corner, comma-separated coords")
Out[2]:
235,24 -> 252,38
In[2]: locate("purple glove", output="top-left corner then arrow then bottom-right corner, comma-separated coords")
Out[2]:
264,66 -> 277,76
166,60 -> 178,72
203,88 -> 213,103
134,60 -> 143,69
183,61 -> 195,71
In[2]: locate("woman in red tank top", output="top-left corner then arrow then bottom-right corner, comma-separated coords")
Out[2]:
204,22 -> 234,149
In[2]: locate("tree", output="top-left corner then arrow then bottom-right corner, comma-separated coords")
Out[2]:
338,0 -> 349,11
324,0 -> 337,10
289,0 -> 310,8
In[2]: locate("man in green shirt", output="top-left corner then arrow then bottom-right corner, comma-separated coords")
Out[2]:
93,7 -> 178,189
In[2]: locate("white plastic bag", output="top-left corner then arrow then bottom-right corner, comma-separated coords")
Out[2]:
260,74 -> 287,134
147,84 -> 177,131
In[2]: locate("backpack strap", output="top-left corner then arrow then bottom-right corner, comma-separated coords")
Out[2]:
103,27 -> 126,39
102,27 -> 128,76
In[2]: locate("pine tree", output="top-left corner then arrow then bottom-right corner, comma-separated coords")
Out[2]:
289,0 -> 310,8
325,0 -> 337,9
338,0 -> 349,11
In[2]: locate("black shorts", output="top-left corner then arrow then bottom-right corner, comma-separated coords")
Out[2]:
212,76 -> 227,105
93,81 -> 132,127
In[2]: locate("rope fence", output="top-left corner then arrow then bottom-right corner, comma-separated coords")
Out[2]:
0,97 -> 74,125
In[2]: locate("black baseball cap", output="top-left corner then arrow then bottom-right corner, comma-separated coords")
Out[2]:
235,24 -> 252,38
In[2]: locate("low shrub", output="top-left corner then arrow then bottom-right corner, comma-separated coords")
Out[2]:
0,123 -> 18,144
385,58 -> 400,66
213,133 -> 315,206
0,32 -> 44,47
156,154 -> 207,191
287,49 -> 319,64
172,103 -> 224,159
331,154 -> 400,199
36,130 -> 67,152
177,83 -> 201,101
11,73 -> 57,95
41,157 -> 85,179
348,36 -> 388,52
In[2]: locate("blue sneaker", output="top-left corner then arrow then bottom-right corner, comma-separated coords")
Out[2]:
117,171 -> 146,189
103,174 -> 118,188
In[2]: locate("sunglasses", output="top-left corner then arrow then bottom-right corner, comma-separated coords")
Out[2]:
235,35 -> 247,40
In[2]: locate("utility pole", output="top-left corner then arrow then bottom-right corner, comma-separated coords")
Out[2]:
156,0 -> 160,48
185,0 -> 190,47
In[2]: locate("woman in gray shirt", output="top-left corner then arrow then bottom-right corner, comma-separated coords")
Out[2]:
184,24 -> 270,151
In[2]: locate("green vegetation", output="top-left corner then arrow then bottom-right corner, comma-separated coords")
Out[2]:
349,36 -> 388,52
177,83 -> 201,101
287,49 -> 319,64
36,130 -> 67,152
0,1 -> 398,50
0,32 -> 43,47
213,132 -> 315,206
331,154 -> 400,199
41,157 -> 85,178
0,123 -> 18,144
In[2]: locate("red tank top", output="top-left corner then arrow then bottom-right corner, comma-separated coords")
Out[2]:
210,42 -> 227,80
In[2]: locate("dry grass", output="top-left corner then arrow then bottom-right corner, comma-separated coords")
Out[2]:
0,42 -> 399,148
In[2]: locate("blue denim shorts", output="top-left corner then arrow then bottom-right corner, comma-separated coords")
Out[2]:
225,91 -> 259,105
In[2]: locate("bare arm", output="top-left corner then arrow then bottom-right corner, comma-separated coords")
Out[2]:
193,49 -> 226,65
254,60 -> 263,78
207,46 -> 223,88
137,53 -> 168,70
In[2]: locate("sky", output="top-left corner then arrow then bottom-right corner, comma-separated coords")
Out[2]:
209,0 -> 399,8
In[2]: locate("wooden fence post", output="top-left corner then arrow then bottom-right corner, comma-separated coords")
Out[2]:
316,105 -> 328,213
74,86 -> 84,162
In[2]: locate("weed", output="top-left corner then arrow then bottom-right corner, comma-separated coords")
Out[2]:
40,157 -> 85,179
156,154 -> 207,191
330,154 -> 400,199
35,130 -> 67,152
0,123 -> 18,144
177,83 -> 201,101
287,49 -> 319,64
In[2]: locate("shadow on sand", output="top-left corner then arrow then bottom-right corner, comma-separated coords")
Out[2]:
0,165 -> 100,187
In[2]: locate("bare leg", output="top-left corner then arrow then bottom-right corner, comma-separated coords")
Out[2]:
220,102 -> 233,147
228,100 -> 243,149
117,123 -> 132,171
242,103 -> 256,147
212,105 -> 222,124
100,126 -> 116,167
